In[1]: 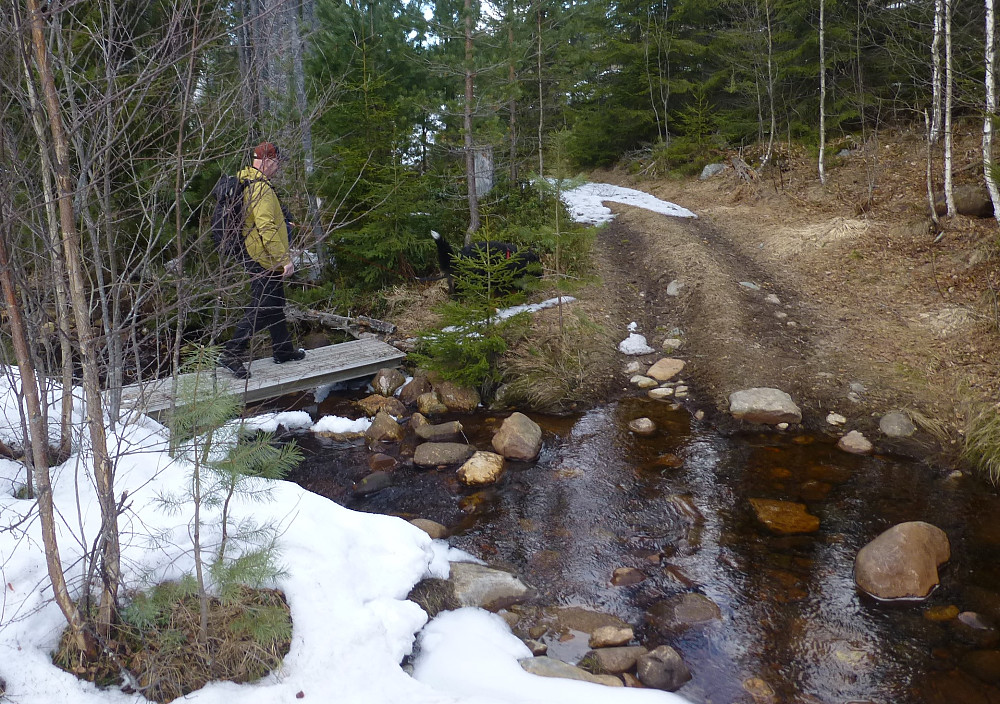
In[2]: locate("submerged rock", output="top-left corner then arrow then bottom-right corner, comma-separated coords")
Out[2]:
646,592 -> 721,633
628,418 -> 657,435
749,498 -> 820,535
854,521 -> 950,600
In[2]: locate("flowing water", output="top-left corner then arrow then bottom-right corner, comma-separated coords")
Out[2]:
284,392 -> 1000,704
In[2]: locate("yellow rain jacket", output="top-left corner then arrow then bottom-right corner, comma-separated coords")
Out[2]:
238,166 -> 291,271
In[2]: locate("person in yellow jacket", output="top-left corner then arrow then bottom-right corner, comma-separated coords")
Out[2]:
220,142 -> 306,379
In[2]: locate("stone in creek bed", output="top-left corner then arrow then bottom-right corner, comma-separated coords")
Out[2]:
749,498 -> 820,535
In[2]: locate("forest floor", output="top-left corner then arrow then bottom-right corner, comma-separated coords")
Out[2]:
390,124 -> 1000,466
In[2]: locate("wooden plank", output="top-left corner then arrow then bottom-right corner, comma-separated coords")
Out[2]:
116,339 -> 405,416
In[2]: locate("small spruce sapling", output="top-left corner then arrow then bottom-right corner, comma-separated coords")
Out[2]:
413,246 -> 531,399
160,346 -> 302,647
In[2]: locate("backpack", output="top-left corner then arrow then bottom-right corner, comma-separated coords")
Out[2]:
210,175 -> 256,260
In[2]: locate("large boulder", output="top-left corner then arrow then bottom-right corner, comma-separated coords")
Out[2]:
436,381 -> 482,413
372,367 -> 406,397
413,442 -> 475,467
855,521 -> 950,599
364,411 -> 404,444
458,451 -> 505,485
492,412 -> 543,461
933,184 -> 995,218
700,162 -> 726,180
729,388 -> 802,425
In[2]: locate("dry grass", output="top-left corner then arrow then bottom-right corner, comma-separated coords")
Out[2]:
499,307 -> 616,412
54,585 -> 291,703
960,403 -> 1000,483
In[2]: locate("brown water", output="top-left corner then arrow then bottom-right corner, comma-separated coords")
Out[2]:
286,394 -> 1000,704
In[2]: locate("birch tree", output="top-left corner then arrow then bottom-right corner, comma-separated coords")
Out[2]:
985,0 -> 1000,222
932,0 -> 945,143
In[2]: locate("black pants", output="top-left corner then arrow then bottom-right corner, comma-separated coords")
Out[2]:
225,266 -> 293,356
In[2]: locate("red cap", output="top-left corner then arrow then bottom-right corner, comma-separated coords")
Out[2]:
253,142 -> 279,160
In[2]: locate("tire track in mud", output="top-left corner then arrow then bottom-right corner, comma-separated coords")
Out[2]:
596,205 -> 836,421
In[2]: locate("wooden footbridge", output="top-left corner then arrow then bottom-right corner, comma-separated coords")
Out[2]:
117,338 -> 406,416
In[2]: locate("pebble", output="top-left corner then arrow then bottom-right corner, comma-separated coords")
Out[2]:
765,293 -> 781,304
776,422 -> 789,430
826,412 -> 847,426
694,410 -> 705,420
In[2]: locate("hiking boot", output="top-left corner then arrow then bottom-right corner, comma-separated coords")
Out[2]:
220,350 -> 251,379
273,347 -> 306,364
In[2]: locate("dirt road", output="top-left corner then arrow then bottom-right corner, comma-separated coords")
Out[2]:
585,159 -> 1000,459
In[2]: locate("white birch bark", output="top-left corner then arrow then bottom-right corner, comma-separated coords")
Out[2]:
932,0 -> 944,143
985,0 -> 1000,223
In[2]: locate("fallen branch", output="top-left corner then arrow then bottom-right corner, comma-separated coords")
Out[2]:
285,304 -> 396,337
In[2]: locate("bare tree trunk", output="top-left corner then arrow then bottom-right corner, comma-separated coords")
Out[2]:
986,0 -> 1000,222
926,110 -> 942,228
0,194 -> 86,651
291,0 -> 325,269
15,14 -> 74,460
818,0 -> 827,185
945,0 -> 955,216
762,0 -> 776,168
508,3 -> 518,181
932,0 -> 944,143
24,0 -> 121,636
537,6 -> 544,177
464,0 -> 480,245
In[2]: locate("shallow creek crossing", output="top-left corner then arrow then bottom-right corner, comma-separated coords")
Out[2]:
275,388 -> 1000,704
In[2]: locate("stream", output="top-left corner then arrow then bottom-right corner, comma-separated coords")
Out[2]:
279,390 -> 1000,704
